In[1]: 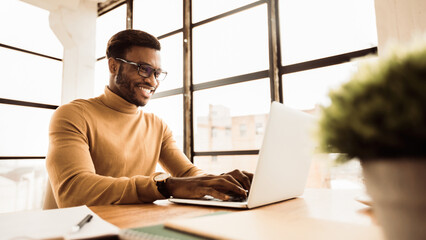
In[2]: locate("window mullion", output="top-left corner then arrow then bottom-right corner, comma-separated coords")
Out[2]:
183,0 -> 194,162
267,0 -> 282,103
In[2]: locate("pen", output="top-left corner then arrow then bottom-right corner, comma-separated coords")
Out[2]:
71,214 -> 93,233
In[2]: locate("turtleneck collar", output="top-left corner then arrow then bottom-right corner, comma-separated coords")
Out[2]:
99,86 -> 139,114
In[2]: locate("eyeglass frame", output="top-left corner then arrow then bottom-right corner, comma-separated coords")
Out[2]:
114,57 -> 167,81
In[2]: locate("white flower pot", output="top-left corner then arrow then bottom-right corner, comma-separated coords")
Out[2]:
362,159 -> 426,240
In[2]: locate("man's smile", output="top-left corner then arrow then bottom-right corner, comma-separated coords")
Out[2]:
136,83 -> 156,99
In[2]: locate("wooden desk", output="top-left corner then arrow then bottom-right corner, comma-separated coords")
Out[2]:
90,189 -> 384,239
90,198 -> 240,229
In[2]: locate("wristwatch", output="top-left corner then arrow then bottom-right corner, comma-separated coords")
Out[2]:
154,172 -> 171,198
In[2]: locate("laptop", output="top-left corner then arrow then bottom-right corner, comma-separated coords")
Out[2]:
169,101 -> 317,209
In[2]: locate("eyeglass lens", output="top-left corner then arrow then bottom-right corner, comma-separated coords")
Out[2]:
139,65 -> 166,81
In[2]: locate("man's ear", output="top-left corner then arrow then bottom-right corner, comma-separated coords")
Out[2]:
108,58 -> 118,74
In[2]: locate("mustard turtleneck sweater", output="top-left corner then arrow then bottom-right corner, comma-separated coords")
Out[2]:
46,87 -> 204,207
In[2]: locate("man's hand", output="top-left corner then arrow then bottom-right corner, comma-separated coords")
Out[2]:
165,169 -> 254,201
222,169 -> 253,192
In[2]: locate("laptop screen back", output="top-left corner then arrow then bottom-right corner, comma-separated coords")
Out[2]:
247,102 -> 317,208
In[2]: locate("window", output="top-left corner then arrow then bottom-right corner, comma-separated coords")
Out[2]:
1,1 -> 63,213
193,79 -> 271,152
133,0 -> 183,37
130,0 -> 376,190
225,127 -> 231,136
0,159 -> 47,213
96,4 -> 126,59
1,0 -> 379,214
211,127 -> 218,138
282,61 -> 359,110
95,4 -> 127,96
143,95 -> 184,150
192,0 -> 258,22
239,124 -> 247,137
195,155 -> 258,175
94,58 -> 109,96
255,122 -> 264,135
158,33 -> 184,91
279,0 -> 377,65
0,105 -> 53,156
193,4 -> 269,83
277,0 -> 377,189
0,0 -> 62,58
0,48 -> 62,105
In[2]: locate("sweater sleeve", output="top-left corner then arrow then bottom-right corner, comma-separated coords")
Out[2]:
157,119 -> 205,177
46,103 -> 164,208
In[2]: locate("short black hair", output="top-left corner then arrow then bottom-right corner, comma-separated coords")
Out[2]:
106,29 -> 161,59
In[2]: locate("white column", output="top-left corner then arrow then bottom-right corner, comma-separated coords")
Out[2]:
374,0 -> 426,55
20,0 -> 103,104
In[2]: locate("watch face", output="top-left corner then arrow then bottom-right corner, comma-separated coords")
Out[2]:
154,173 -> 170,182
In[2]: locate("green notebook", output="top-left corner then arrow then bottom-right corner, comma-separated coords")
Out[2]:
119,224 -> 206,240
119,212 -> 229,240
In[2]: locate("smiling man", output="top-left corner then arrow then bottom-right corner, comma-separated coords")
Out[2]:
46,29 -> 252,208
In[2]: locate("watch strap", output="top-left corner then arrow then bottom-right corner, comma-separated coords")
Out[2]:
154,173 -> 171,199
156,180 -> 171,198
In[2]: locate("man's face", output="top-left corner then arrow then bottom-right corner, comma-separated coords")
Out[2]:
109,46 -> 162,107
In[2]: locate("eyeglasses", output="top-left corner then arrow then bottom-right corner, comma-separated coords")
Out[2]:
115,58 -> 167,81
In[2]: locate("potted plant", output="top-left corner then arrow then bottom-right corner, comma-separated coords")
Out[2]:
317,37 -> 426,240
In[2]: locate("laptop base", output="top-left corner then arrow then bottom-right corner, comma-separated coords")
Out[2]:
169,197 -> 249,209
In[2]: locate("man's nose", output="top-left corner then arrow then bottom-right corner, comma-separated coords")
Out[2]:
143,74 -> 158,88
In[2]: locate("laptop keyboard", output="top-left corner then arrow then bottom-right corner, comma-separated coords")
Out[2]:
201,195 -> 247,202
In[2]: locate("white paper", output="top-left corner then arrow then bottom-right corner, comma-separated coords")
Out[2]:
0,205 -> 119,240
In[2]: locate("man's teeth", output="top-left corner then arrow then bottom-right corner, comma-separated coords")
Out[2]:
138,87 -> 152,93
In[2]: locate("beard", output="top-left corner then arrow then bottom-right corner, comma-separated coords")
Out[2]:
115,65 -> 149,107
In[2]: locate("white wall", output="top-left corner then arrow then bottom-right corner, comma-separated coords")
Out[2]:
375,0 -> 426,54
